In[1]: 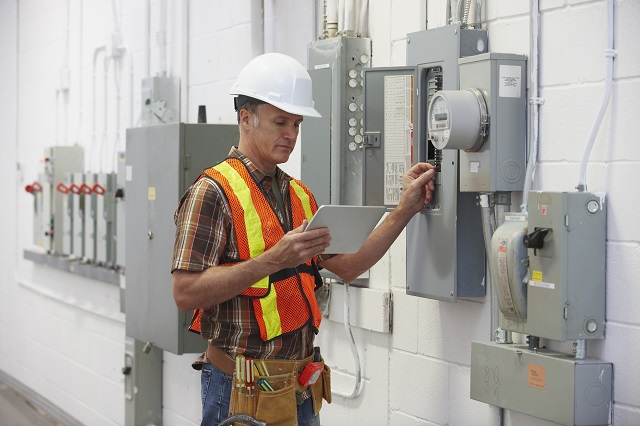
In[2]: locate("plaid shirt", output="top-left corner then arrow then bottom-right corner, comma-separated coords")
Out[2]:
172,147 -> 316,360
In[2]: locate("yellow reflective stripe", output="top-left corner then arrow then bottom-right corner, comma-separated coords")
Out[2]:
253,276 -> 269,290
290,181 -> 313,221
214,162 -> 265,258
259,290 -> 282,340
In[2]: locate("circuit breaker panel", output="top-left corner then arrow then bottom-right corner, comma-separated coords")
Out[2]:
125,123 -> 238,354
404,25 -> 488,301
304,36 -> 372,206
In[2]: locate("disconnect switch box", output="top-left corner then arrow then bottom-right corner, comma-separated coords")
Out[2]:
525,191 -> 606,341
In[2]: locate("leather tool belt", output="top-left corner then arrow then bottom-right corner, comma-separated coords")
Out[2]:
206,342 -> 332,426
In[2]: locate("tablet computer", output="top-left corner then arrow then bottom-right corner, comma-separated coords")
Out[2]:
305,205 -> 387,254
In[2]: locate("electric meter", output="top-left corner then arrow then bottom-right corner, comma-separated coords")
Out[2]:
427,89 -> 489,152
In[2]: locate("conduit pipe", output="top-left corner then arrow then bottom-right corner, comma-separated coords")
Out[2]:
91,46 -> 106,171
357,0 -> 369,37
522,0 -> 542,213
577,0 -> 616,192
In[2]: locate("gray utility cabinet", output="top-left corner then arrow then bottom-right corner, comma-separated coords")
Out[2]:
125,123 -> 238,354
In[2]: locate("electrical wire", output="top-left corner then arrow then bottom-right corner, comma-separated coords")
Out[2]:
331,281 -> 364,399
576,0 -> 616,192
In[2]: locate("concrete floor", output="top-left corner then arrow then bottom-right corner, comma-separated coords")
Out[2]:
0,382 -> 60,426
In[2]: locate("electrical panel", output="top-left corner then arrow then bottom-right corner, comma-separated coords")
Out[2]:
403,25 -> 488,301
71,172 -> 85,259
59,173 -> 74,255
471,341 -> 612,426
83,172 -> 97,262
125,123 -> 238,354
28,146 -> 84,254
116,152 -> 126,271
140,75 -> 180,126
304,36 -> 372,206
95,172 -> 117,267
123,337 -> 162,426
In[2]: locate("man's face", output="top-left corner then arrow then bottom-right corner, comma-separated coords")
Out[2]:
244,103 -> 303,172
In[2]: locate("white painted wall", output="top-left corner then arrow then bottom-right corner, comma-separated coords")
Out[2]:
0,0 -> 638,425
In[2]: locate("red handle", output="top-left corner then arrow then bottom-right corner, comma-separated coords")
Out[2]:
56,182 -> 69,194
69,183 -> 81,194
92,183 -> 105,195
80,183 -> 92,194
25,181 -> 43,193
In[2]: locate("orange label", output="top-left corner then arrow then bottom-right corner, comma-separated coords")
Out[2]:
528,364 -> 546,390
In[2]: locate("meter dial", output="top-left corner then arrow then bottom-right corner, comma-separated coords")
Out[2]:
426,89 -> 489,152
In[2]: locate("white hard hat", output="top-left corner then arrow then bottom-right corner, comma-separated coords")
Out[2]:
230,53 -> 321,118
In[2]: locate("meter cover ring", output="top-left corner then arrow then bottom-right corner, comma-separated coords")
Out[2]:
465,88 -> 489,153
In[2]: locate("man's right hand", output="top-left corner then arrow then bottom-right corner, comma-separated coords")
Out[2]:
258,220 -> 331,270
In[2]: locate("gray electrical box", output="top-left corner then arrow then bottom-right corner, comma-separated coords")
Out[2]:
39,146 -> 84,254
304,36 -> 372,206
71,172 -> 85,259
525,191 -> 606,341
125,123 -> 238,354
471,341 -> 612,426
116,152 -> 126,271
96,172 -> 117,267
458,53 -> 527,192
404,25 -> 488,301
61,173 -> 74,255
83,172 -> 97,262
140,75 -> 180,126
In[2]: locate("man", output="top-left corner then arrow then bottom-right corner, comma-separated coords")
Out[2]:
172,53 -> 435,425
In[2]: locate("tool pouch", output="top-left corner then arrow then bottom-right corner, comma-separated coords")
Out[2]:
230,371 -> 297,426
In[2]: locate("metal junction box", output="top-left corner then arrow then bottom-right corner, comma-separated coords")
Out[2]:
404,25 -> 487,301
525,191 -> 606,341
71,172 -> 85,259
471,341 -> 612,426
96,172 -> 117,267
458,53 -> 527,192
125,123 -> 238,354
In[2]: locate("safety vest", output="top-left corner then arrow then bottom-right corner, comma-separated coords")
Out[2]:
189,157 -> 323,341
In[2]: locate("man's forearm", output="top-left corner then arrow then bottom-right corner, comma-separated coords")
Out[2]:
320,204 -> 414,282
172,255 -> 280,311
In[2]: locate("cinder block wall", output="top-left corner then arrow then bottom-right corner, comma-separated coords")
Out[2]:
0,0 -> 638,425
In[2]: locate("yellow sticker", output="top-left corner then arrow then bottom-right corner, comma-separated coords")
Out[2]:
531,270 -> 542,282
528,364 -> 546,390
148,187 -> 156,201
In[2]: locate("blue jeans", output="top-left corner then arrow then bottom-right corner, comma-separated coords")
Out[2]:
201,363 -> 320,426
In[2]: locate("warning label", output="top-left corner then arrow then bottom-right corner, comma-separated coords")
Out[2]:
528,364 -> 546,390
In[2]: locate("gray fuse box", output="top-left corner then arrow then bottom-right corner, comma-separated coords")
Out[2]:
125,123 -> 237,354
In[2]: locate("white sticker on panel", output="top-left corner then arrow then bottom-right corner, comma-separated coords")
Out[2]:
383,74 -> 413,205
499,65 -> 521,98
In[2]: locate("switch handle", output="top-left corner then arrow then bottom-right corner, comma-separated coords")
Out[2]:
523,227 -> 550,250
